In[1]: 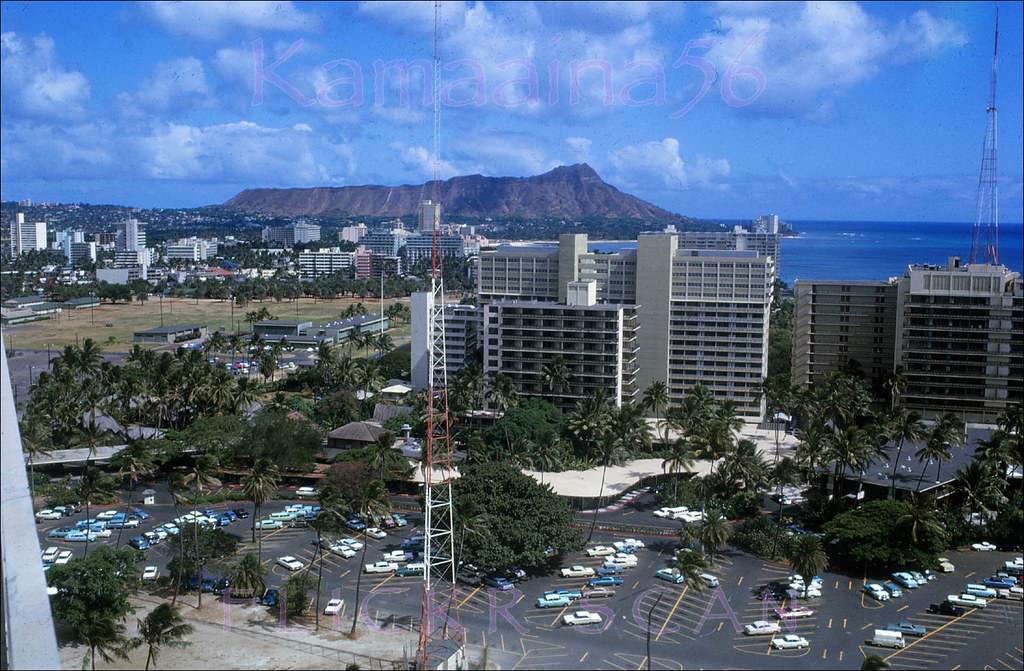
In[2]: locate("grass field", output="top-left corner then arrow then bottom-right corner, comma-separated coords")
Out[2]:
1,296 -> 409,352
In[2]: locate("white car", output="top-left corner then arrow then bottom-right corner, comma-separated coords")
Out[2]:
653,506 -> 688,518
604,553 -> 639,567
586,546 -> 616,557
92,528 -> 112,538
365,527 -> 387,539
776,606 -> 814,619
864,584 -> 890,601
744,620 -> 781,636
331,544 -> 357,559
677,511 -> 706,523
296,486 -> 318,498
96,510 -> 120,521
972,542 -> 997,552
937,557 -> 955,573
561,565 -> 596,578
947,593 -> 988,609
142,566 -> 159,581
383,550 -> 411,563
562,610 -> 603,626
55,550 -> 73,565
277,556 -> 304,571
41,547 -> 60,563
364,561 -> 399,574
997,586 -> 1024,601
324,598 -> 344,615
35,509 -> 63,521
339,537 -> 364,551
613,539 -> 646,551
699,573 -> 721,588
771,634 -> 810,650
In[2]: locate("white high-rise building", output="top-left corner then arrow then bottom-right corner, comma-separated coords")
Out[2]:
340,224 -> 368,244
116,218 -> 146,252
419,200 -> 441,234
298,247 -> 354,279
10,213 -> 48,255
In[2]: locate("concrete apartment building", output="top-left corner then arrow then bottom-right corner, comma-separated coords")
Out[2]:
262,222 -> 321,246
298,247 -> 354,279
9,213 -> 47,255
404,233 -> 465,266
482,281 -> 640,412
410,293 -> 479,391
895,259 -> 1022,422
792,279 -> 899,390
475,232 -> 775,416
419,200 -> 441,233
675,226 -> 781,275
165,238 -> 214,262
340,223 -> 368,244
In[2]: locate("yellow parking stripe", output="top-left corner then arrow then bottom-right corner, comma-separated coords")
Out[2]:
655,586 -> 688,641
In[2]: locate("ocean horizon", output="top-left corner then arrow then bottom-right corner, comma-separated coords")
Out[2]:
780,220 -> 1023,286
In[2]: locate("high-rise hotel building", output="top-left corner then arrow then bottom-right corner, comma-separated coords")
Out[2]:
476,232 -> 774,416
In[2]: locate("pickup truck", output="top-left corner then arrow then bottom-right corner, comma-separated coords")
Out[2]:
561,565 -> 596,578
884,621 -> 927,637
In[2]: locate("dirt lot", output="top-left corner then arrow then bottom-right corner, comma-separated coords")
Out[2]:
59,594 -> 418,670
4,297 -> 407,352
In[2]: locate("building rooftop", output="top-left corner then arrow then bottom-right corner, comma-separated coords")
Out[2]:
134,323 -> 205,334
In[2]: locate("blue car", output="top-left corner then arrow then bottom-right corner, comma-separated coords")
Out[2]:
262,589 -> 280,607
543,589 -> 583,600
128,536 -> 150,550
984,576 -> 1017,589
346,519 -> 366,531
589,576 -> 624,587
47,527 -> 74,538
597,565 -> 624,577
217,514 -> 232,526
883,582 -> 903,598
483,575 -> 514,590
129,508 -> 150,520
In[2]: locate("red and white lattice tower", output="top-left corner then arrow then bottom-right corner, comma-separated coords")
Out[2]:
417,2 -> 457,668
970,8 -> 1000,265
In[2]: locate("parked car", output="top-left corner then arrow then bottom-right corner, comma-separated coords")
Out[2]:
483,575 -> 514,590
47,527 -> 74,538
603,553 -> 638,568
95,510 -> 119,521
964,583 -> 998,598
364,561 -> 399,574
396,563 -> 425,577
142,566 -> 159,581
589,576 -> 624,587
544,589 -> 583,601
457,570 -> 482,587
365,527 -> 387,539
700,573 -> 721,588
971,541 -> 997,552
928,601 -> 966,616
128,536 -> 150,550
775,606 -> 814,619
582,587 -> 615,599
41,547 -> 60,563
65,530 -> 98,543
296,486 -> 318,498
884,621 -> 927,637
324,598 -> 344,615
613,539 -> 646,551
586,546 -> 616,557
655,568 -> 685,584
129,508 -> 150,520
340,537 -> 365,551
536,594 -> 572,609
653,506 -> 688,518
562,610 -> 603,626
596,565 -> 624,577
257,519 -> 284,530
391,513 -> 409,527
937,557 -> 955,573
54,550 -> 74,565
561,565 -> 596,578
864,584 -> 890,601
946,593 -> 988,609
330,543 -> 357,558
232,508 -> 250,519
383,550 -> 412,563
883,582 -> 903,598
35,509 -> 63,521
744,620 -> 781,636
277,556 -> 304,571
891,572 -> 920,589
771,634 -> 809,650
997,586 -> 1024,600
983,576 -> 1017,589
909,571 -> 927,585
261,589 -> 280,607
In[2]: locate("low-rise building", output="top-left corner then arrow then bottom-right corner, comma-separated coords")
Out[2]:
133,324 -> 208,344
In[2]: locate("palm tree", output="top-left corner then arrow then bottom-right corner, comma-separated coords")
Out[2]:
697,510 -> 730,566
770,457 -> 801,557
954,460 -> 1001,527
915,414 -> 964,491
642,380 -> 670,448
168,474 -> 188,606
228,333 -> 243,366
80,616 -> 129,671
205,331 -> 226,357
542,356 -> 571,396
787,534 -> 829,594
720,438 -> 769,492
233,377 -> 260,415
311,489 -> 348,631
110,439 -> 156,548
348,479 -> 390,637
231,554 -> 267,600
184,454 -> 220,609
365,432 -> 400,484
486,374 -> 519,414
20,411 -> 52,502
375,333 -> 395,357
78,462 -> 112,558
662,438 -> 695,501
242,458 -> 280,562
670,547 -> 708,587
887,408 -> 927,499
132,603 -> 193,670
897,493 -> 946,546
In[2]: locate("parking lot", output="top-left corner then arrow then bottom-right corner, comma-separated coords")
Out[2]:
36,496 -> 1024,669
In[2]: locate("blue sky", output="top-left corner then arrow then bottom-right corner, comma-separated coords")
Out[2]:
2,1 -> 1022,222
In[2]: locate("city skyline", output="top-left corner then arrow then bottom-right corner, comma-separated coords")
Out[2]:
2,1 -> 1023,222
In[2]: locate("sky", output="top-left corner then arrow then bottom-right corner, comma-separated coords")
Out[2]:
1,1 -> 1022,222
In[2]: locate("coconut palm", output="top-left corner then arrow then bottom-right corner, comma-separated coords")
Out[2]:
914,414 -> 964,491
20,411 -> 52,502
662,438 -> 695,500
230,554 -> 266,600
486,374 -> 518,414
886,408 -> 927,499
131,603 -> 193,670
242,458 -> 280,561
542,356 -> 571,396
896,493 -> 946,547
720,438 -> 769,492
787,534 -> 829,592
670,547 -> 708,588
697,509 -> 730,566
311,488 -> 349,631
183,454 -> 221,609
365,432 -> 406,484
954,460 -> 1001,526
77,462 -> 112,558
80,615 -> 130,671
348,479 -> 390,637
642,380 -> 670,447
109,439 -> 156,548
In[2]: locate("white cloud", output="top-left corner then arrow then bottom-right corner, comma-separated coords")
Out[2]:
702,2 -> 967,117
0,32 -> 91,120
608,138 -> 730,190
564,136 -> 593,163
120,57 -> 212,114
145,1 -> 319,40
390,142 -> 459,180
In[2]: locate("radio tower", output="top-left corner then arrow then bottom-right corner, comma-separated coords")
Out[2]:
418,2 -> 457,668
969,8 -> 999,265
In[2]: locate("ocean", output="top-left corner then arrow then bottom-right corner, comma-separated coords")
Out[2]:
780,220 -> 1023,286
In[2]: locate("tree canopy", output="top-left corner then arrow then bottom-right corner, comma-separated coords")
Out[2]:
823,499 -> 944,569
452,462 -> 583,570
48,546 -> 140,641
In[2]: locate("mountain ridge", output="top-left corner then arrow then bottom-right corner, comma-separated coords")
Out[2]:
224,164 -> 684,221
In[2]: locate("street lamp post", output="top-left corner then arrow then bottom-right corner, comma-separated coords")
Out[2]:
646,592 -> 665,671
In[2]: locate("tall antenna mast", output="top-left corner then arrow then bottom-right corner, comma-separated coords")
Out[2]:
418,2 -> 456,668
969,7 -> 999,265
